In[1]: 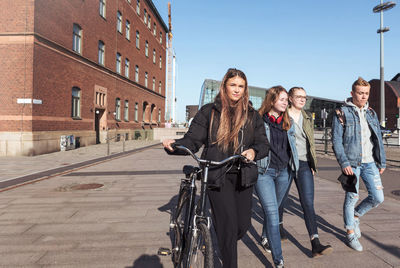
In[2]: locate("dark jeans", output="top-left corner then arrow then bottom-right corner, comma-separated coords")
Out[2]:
279,160 -> 318,238
208,173 -> 253,268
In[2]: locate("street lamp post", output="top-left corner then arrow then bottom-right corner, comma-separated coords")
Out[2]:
373,1 -> 396,127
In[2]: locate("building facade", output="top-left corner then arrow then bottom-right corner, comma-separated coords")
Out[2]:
0,0 -> 168,156
369,74 -> 400,130
199,79 -> 343,128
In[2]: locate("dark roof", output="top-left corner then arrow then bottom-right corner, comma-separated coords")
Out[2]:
392,73 -> 400,82
146,0 -> 168,32
387,81 -> 400,98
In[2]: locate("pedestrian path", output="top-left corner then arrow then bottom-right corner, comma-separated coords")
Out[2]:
0,145 -> 399,267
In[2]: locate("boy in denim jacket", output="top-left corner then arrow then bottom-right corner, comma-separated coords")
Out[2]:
332,77 -> 386,251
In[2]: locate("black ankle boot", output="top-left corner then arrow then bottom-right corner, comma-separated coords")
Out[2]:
279,223 -> 287,241
311,238 -> 333,257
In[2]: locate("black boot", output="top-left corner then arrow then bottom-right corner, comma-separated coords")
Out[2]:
311,238 -> 333,257
279,223 -> 287,241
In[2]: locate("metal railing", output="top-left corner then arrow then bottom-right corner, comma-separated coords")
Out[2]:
105,134 -> 126,156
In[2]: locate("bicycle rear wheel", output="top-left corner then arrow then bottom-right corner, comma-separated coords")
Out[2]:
186,221 -> 213,268
170,189 -> 190,267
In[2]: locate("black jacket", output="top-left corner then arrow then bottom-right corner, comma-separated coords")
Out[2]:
171,102 -> 269,188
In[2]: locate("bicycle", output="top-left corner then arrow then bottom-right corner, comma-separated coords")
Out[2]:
168,144 -> 254,268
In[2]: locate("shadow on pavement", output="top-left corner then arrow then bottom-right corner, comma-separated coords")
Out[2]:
127,254 -> 164,268
251,192 -> 346,260
363,233 -> 400,259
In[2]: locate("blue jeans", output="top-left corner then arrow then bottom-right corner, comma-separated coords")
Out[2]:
255,167 -> 291,265
344,162 -> 384,230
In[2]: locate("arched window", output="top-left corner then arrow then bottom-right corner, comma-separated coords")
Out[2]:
136,31 -> 140,48
125,20 -> 130,40
117,11 -> 122,33
145,72 -> 148,87
145,40 -> 148,57
116,52 -> 121,74
159,56 -> 162,69
159,81 -> 162,94
152,77 -> 155,91
142,102 -> 148,121
72,24 -> 82,54
115,98 -> 121,120
135,65 -> 139,82
124,100 -> 129,121
71,87 -> 81,118
98,40 -> 105,65
134,102 -> 139,121
99,0 -> 106,18
153,23 -> 156,35
158,109 -> 161,123
144,9 -> 147,24
125,58 -> 130,78
136,0 -> 140,15
153,49 -> 156,64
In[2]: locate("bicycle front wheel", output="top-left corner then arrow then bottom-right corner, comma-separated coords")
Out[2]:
186,221 -> 214,268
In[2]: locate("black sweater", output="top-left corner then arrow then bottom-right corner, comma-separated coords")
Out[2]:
171,101 -> 269,187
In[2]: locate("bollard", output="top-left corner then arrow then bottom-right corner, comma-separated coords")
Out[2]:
107,137 -> 110,156
324,127 -> 328,154
123,135 -> 125,152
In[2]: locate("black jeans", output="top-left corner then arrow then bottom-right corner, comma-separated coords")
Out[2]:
279,160 -> 318,238
208,173 -> 253,268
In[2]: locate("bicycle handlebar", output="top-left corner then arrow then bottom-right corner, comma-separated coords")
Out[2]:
173,144 -> 256,166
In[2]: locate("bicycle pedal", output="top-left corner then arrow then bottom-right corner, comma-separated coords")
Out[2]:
157,247 -> 171,256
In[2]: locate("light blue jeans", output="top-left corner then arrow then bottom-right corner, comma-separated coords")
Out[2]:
343,162 -> 384,230
255,167 -> 291,265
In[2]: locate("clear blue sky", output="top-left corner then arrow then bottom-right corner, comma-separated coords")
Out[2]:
153,0 -> 400,122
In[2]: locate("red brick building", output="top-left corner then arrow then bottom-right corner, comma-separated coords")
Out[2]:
369,73 -> 400,130
0,0 -> 167,156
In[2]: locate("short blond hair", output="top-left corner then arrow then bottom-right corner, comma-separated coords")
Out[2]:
352,77 -> 370,92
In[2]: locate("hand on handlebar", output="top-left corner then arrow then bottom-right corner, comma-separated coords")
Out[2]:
163,139 -> 176,152
241,149 -> 255,162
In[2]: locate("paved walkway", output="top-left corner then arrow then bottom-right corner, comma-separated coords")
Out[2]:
0,144 -> 399,267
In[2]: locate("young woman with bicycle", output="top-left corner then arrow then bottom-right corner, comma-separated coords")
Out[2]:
163,68 -> 269,268
278,87 -> 332,257
255,86 -> 298,268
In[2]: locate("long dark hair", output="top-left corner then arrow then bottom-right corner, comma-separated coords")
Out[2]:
258,86 -> 291,131
214,68 -> 249,153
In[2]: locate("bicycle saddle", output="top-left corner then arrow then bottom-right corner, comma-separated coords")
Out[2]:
182,165 -> 200,177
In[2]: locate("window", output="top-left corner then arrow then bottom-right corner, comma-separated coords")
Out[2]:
117,11 -> 122,33
125,20 -> 130,40
148,15 -> 151,29
159,31 -> 162,44
159,56 -> 162,69
144,72 -> 148,87
136,0 -> 140,15
99,0 -> 106,18
134,102 -> 138,121
152,77 -> 155,91
72,87 -> 81,118
127,0 -> 131,3
145,40 -> 148,57
98,40 -> 105,65
72,24 -> 82,54
158,109 -> 161,122
136,31 -> 140,48
116,52 -> 121,74
153,23 -> 156,35
135,65 -> 139,82
144,9 -> 147,24
159,81 -> 162,94
152,49 -> 156,64
125,58 -> 130,78
115,98 -> 121,120
124,100 -> 129,121
142,102 -> 147,121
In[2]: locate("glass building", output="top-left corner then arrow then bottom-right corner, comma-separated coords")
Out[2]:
199,79 -> 343,127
